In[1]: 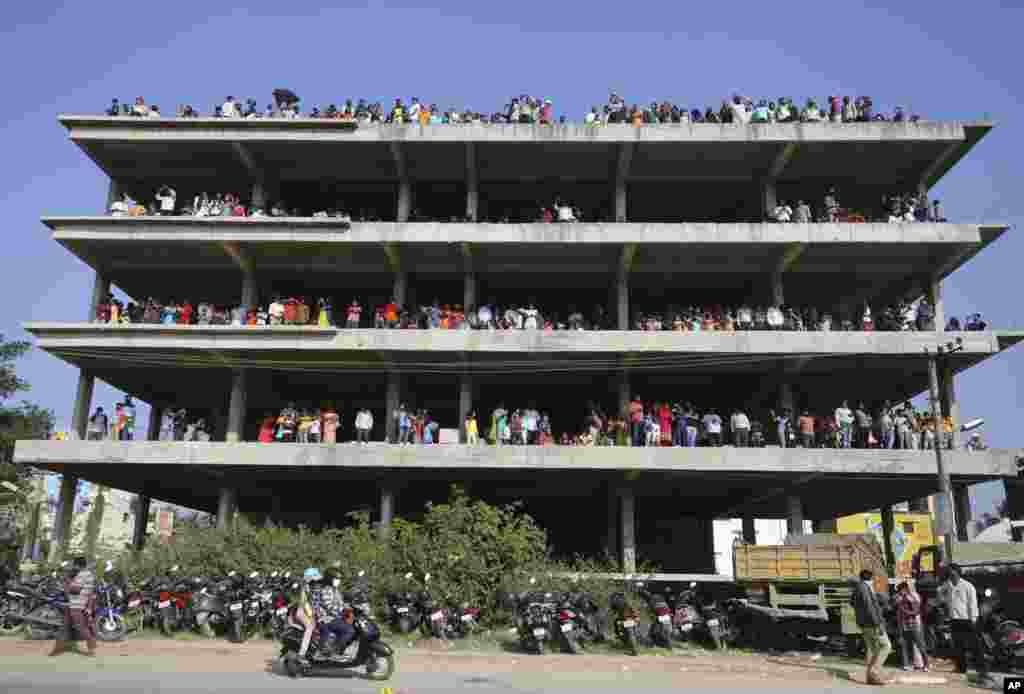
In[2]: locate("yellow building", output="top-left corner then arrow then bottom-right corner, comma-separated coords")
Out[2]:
837,512 -> 934,577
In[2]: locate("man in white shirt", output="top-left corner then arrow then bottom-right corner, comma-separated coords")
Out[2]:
355,408 -> 373,444
155,185 -> 176,215
555,200 -> 576,222
408,98 -> 422,121
939,565 -> 989,679
772,202 -> 793,223
222,97 -> 240,118
86,407 -> 108,441
730,409 -> 751,447
702,410 -> 723,447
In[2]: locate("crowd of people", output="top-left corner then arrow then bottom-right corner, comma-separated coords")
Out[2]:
770,189 -> 945,224
85,398 -> 137,441
102,92 -> 922,126
91,292 -> 989,335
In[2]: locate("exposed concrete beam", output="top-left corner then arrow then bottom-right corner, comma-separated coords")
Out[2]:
718,471 -> 825,518
382,242 -> 401,275
769,143 -> 799,179
221,241 -> 253,275
230,142 -> 259,177
920,141 -> 962,190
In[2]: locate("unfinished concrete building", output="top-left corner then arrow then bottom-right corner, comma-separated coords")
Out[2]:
15,115 -> 1022,572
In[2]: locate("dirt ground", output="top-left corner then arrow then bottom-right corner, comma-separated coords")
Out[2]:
0,636 -> 981,690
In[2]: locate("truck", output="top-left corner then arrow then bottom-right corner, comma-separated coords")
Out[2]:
731,534 -> 889,652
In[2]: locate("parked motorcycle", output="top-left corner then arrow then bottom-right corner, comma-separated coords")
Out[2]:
94,565 -> 129,642
386,572 -> 420,634
280,595 -> 394,680
155,566 -> 193,636
515,585 -> 556,655
609,590 -> 641,656
193,576 -> 232,639
415,574 -> 450,639
980,588 -> 1024,671
665,585 -> 704,643
553,592 -> 583,654
637,583 -> 672,649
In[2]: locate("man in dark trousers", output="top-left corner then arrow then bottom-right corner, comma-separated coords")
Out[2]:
939,564 -> 991,682
50,556 -> 96,656
850,569 -> 891,685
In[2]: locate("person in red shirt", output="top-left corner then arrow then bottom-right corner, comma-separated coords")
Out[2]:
178,301 -> 193,325
629,396 -> 643,447
283,297 -> 298,325
798,411 -> 816,448
384,300 -> 398,328
257,413 -> 276,443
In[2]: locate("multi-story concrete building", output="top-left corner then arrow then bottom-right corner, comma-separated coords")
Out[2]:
15,115 -> 1023,573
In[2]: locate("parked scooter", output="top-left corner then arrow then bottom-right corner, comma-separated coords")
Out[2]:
94,562 -> 128,642
665,585 -> 704,643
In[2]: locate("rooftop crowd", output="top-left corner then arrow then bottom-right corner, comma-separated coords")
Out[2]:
92,292 -> 989,333
104,91 -> 922,126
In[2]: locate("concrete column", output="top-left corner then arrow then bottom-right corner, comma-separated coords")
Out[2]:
786,495 -> 805,536
21,501 -> 41,562
132,495 -> 150,550
464,272 -> 476,311
941,363 -> 961,449
762,180 -> 778,220
71,370 -> 95,440
771,271 -> 785,306
908,497 -> 930,514
617,372 -> 630,438
89,272 -> 110,322
1006,481 -> 1024,543
251,181 -> 266,210
393,272 -> 407,307
616,272 -> 629,330
466,143 -> 479,222
242,272 -> 258,310
604,485 -> 619,560
105,179 -> 121,213
49,475 -> 77,563
615,181 -> 627,222
379,486 -> 395,540
147,405 -> 161,442
458,375 -> 473,443
742,516 -> 757,544
954,484 -> 971,542
880,505 -> 896,573
385,373 -> 400,443
397,181 -> 411,222
226,370 -> 247,443
216,487 -> 237,531
929,278 -> 945,333
778,382 -> 795,415
620,489 -> 636,574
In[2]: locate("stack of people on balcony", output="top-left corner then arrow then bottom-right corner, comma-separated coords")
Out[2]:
769,189 -> 943,224
90,292 -> 989,335
104,91 -> 920,125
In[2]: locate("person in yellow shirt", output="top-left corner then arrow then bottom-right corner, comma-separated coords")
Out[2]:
942,416 -> 954,450
465,412 -> 479,445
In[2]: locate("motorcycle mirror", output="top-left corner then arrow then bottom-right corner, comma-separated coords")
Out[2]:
404,572 -> 413,580
358,570 -> 365,578
249,571 -> 259,579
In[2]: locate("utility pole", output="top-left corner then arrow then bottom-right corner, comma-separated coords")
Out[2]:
926,338 -> 962,564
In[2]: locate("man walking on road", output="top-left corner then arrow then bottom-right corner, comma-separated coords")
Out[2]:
851,569 -> 891,685
940,564 -> 991,682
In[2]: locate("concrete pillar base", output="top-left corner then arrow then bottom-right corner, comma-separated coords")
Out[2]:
620,488 -> 636,574
786,495 -> 805,537
132,495 -> 151,550
49,475 -> 78,563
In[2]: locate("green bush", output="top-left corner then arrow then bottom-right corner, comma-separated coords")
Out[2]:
76,487 -> 643,620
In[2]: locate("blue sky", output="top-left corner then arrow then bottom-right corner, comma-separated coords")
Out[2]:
2,1 -> 1021,518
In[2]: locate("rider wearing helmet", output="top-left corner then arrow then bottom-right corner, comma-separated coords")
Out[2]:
296,567 -> 355,664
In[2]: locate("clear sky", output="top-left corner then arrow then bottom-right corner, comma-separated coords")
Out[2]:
2,1 -> 1020,518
